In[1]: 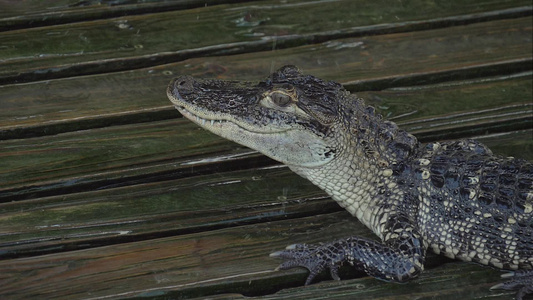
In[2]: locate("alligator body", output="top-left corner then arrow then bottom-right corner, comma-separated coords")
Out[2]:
168,66 -> 533,299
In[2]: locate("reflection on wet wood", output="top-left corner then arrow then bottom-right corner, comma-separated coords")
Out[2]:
0,0 -> 531,299
0,0 -> 259,30
1,75 -> 530,200
0,212 -> 516,299
1,129 -> 530,262
0,1 -> 530,83
1,17 -> 531,138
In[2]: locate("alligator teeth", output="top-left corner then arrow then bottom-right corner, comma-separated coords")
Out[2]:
211,120 -> 215,126
202,119 -> 206,126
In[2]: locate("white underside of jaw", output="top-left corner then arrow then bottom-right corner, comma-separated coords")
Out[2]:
175,105 -> 335,168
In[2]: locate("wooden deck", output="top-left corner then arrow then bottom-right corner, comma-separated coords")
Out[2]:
0,1 -> 532,299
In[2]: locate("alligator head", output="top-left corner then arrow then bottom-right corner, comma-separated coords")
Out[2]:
168,65 -> 419,225
167,65 -> 352,168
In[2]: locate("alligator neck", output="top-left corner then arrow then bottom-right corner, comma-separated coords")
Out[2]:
288,97 -> 419,236
342,97 -> 419,166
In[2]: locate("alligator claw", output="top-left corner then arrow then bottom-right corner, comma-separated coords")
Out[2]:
490,270 -> 533,300
329,264 -> 341,281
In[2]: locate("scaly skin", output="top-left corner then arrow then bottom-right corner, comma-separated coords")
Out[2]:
167,66 -> 532,299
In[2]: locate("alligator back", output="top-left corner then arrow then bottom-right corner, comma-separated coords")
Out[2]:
414,139 -> 533,270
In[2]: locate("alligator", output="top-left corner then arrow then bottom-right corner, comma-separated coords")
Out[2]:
167,66 -> 533,299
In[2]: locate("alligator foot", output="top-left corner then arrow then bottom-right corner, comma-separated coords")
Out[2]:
270,243 -> 343,285
271,233 -> 425,285
491,270 -> 533,300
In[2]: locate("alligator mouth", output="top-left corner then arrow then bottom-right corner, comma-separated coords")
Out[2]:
175,105 -> 229,128
175,104 -> 289,135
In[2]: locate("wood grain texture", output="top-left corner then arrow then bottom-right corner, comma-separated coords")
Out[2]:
0,0 -> 259,30
0,1 -> 530,83
0,75 -> 530,204
0,1 -> 532,299
1,17 -> 531,138
0,212 -> 517,300
1,129 -> 530,261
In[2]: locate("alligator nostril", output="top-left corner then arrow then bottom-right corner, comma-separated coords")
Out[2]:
174,75 -> 195,95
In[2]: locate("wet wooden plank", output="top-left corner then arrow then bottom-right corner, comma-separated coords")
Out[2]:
0,0 -> 530,84
210,263 -> 513,300
1,129 -> 530,260
0,212 -> 367,300
0,2 -> 531,299
1,16 -> 531,138
0,118 -> 233,190
357,74 -> 533,141
0,73 -> 530,199
0,0 -> 528,29
0,211 -> 517,300
0,74 -> 530,201
0,0 -> 255,30
0,165 -> 327,258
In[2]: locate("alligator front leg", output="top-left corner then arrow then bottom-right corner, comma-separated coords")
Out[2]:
271,216 -> 426,285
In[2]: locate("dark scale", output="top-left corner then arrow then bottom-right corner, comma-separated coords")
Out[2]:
168,66 -> 533,299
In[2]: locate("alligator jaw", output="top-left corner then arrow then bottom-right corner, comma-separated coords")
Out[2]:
172,102 -> 289,135
176,105 -> 235,132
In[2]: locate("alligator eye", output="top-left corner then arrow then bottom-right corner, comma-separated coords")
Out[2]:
271,92 -> 292,107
